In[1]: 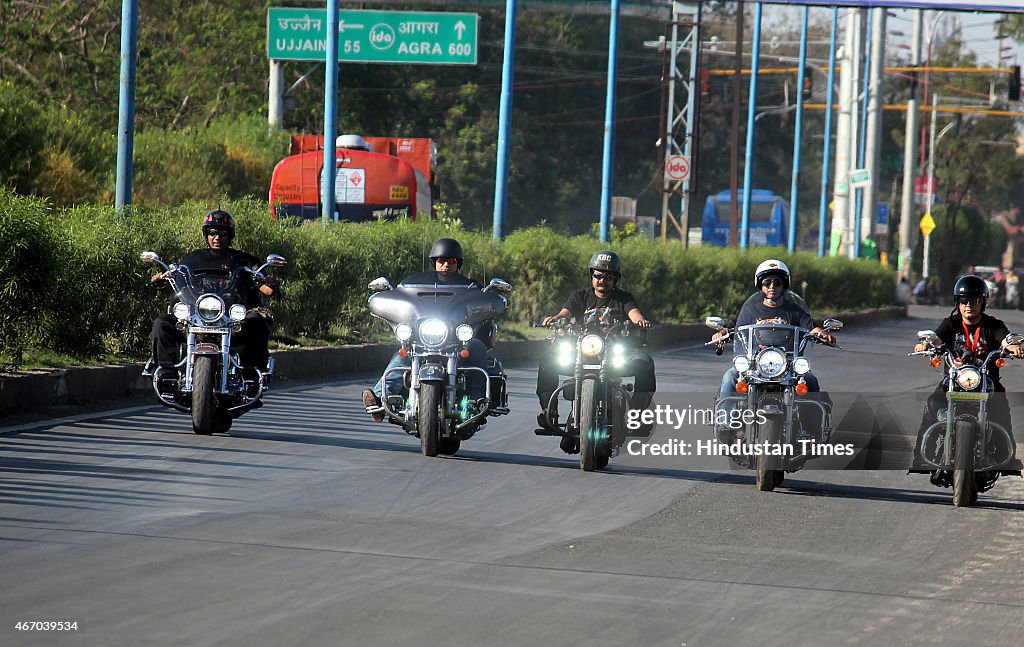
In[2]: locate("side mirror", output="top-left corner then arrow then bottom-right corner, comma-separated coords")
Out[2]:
265,254 -> 287,267
483,278 -> 512,294
705,316 -> 726,331
1004,333 -> 1024,346
822,318 -> 844,332
368,277 -> 393,292
917,330 -> 941,347
140,251 -> 170,271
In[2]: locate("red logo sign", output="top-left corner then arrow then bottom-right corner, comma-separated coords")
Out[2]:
665,155 -> 691,182
350,171 -> 363,187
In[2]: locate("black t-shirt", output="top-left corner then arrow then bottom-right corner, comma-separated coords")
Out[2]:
562,287 -> 640,323
935,313 -> 1010,382
734,292 -> 814,329
175,248 -> 263,307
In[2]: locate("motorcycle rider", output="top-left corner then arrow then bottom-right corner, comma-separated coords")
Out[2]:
537,250 -> 655,453
149,210 -> 280,392
361,237 -> 491,421
710,259 -> 835,442
910,275 -> 1024,473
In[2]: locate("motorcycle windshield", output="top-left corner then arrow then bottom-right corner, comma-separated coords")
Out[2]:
734,324 -> 809,358
368,272 -> 507,328
170,266 -> 251,308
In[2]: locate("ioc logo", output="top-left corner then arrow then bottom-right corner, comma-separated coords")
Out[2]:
369,24 -> 395,50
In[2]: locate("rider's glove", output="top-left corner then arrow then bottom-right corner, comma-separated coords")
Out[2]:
261,276 -> 281,292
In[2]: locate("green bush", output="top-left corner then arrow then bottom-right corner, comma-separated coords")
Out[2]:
1,192 -> 895,367
0,82 -> 48,194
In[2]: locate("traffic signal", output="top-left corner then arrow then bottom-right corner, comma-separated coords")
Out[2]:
802,66 -> 813,100
1010,65 -> 1021,102
699,69 -> 711,96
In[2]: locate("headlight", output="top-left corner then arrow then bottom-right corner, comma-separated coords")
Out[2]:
557,341 -> 574,367
197,295 -> 224,322
229,304 -> 247,322
418,318 -> 448,346
172,303 -> 191,321
755,348 -> 787,379
733,356 -> 750,373
395,324 -> 413,342
956,366 -> 982,391
455,324 -> 475,342
611,344 -> 626,356
580,334 -> 605,357
793,357 -> 811,375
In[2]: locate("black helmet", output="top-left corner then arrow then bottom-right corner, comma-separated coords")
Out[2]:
202,209 -> 235,237
589,250 -> 622,276
429,237 -> 464,269
953,274 -> 988,305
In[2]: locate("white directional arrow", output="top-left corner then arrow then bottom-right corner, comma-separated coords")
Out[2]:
454,20 -> 466,40
338,20 -> 365,32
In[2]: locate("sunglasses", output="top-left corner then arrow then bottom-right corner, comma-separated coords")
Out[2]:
957,296 -> 983,305
592,271 -> 618,281
761,278 -> 783,287
205,228 -> 231,238
434,257 -> 459,265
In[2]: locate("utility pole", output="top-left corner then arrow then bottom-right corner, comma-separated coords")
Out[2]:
830,8 -> 858,256
898,11 -> 923,280
730,2 -> 744,247
861,8 -> 886,252
847,9 -> 862,259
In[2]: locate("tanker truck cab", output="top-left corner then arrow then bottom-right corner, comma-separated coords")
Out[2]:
269,135 -> 436,223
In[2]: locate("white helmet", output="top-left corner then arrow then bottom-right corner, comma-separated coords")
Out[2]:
336,134 -> 374,152
754,259 -> 790,289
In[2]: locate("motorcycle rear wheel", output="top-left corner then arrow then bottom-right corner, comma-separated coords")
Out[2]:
579,379 -> 602,472
418,382 -> 442,457
755,416 -> 783,492
438,436 -> 461,456
953,420 -> 978,507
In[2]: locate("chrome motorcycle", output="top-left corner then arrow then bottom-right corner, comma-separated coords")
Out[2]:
366,272 -> 511,456
141,251 -> 286,434
909,330 -> 1024,507
535,310 -> 650,472
706,317 -> 842,491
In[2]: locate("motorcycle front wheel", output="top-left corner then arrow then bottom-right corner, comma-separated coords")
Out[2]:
953,420 -> 978,507
191,356 -> 218,435
755,415 -> 783,492
579,379 -> 606,472
418,382 -> 442,457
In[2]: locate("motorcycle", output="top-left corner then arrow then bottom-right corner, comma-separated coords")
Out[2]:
366,271 -> 512,456
140,251 -> 287,435
909,330 -> 1024,507
535,310 -> 651,472
706,317 -> 843,491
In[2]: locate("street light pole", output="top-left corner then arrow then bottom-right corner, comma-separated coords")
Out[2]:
898,10 -> 923,281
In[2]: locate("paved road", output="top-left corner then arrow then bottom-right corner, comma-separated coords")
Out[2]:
2,306 -> 1023,646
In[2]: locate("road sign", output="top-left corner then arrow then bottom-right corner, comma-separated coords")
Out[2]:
664,155 -> 691,183
920,212 -> 936,237
849,168 -> 870,188
268,8 -> 478,65
875,202 -> 889,235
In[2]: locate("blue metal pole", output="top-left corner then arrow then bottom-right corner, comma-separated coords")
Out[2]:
788,6 -> 809,253
854,8 -> 872,258
740,2 -> 763,250
818,7 -> 839,258
599,0 -> 621,244
321,0 -> 340,225
492,0 -> 518,240
115,0 -> 139,214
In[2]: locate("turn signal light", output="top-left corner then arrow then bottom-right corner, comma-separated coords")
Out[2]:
795,382 -> 809,395
460,348 -> 470,359
995,358 -> 1006,368
930,357 -> 941,367
736,381 -> 749,393
398,347 -> 409,358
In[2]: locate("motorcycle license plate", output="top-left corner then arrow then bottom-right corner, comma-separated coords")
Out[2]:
947,391 -> 988,401
190,326 -> 228,334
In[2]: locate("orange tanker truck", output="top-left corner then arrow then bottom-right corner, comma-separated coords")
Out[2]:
269,134 -> 437,222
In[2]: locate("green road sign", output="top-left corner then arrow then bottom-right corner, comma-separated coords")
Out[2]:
268,8 -> 478,65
